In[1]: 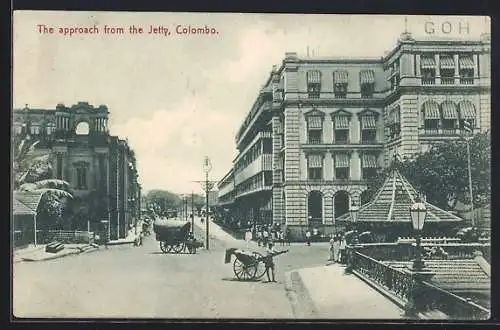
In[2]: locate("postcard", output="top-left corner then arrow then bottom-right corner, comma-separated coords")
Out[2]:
12,11 -> 491,320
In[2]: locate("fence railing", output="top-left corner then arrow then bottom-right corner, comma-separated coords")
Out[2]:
347,247 -> 491,319
354,242 -> 490,262
349,250 -> 414,303
420,281 -> 490,320
36,230 -> 95,245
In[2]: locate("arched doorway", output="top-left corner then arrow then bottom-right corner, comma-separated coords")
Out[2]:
307,191 -> 323,227
334,191 -> 350,219
360,190 -> 372,206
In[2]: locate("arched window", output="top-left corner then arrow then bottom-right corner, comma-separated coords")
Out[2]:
334,191 -> 350,219
307,191 -> 323,226
75,121 -> 90,135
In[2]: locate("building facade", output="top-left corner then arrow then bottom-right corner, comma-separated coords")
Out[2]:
12,101 -> 141,240
216,32 -> 491,239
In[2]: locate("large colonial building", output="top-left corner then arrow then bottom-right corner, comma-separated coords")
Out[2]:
12,101 -> 141,240
216,31 -> 491,239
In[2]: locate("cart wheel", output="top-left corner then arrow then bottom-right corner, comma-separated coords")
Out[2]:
171,242 -> 185,253
252,252 -> 267,279
160,241 -> 172,253
233,259 -> 257,280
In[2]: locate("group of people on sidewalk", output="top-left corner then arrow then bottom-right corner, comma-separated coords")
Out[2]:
328,233 -> 348,263
245,225 -> 290,249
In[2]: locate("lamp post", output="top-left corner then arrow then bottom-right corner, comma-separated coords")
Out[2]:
349,201 -> 359,245
191,191 -> 194,234
409,199 -> 427,271
203,157 -> 212,250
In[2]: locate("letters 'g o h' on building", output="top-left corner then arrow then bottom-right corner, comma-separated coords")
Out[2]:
216,31 -> 491,240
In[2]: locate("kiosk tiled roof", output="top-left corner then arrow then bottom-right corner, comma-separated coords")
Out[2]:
12,191 -> 44,216
337,170 -> 463,223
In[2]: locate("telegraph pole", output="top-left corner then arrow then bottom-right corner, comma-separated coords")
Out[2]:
202,157 -> 212,250
463,120 -> 475,228
191,191 -> 194,234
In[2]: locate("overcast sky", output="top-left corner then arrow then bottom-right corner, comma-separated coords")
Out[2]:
13,12 -> 489,194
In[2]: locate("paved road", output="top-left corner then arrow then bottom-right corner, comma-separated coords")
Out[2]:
13,224 -> 331,319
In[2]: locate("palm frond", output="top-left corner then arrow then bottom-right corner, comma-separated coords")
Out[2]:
35,188 -> 73,199
35,179 -> 71,191
28,140 -> 40,152
19,182 -> 38,191
16,139 -> 26,159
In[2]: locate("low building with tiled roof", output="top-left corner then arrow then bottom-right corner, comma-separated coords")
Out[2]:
12,191 -> 45,247
336,169 -> 464,241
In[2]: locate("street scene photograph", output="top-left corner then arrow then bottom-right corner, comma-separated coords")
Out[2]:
11,12 -> 491,320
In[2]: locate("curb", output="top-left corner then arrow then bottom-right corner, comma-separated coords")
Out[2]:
19,246 -> 100,262
284,270 -> 318,318
106,240 -> 135,246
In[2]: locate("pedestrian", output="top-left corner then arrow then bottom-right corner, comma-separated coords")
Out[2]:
257,229 -> 263,247
262,242 -> 288,283
244,227 -> 252,249
263,229 -> 269,247
305,229 -> 311,246
339,235 -> 347,263
333,234 -> 341,262
328,234 -> 335,261
313,227 -> 319,242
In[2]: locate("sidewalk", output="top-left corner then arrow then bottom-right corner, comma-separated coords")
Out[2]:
13,243 -> 99,263
285,263 -> 405,319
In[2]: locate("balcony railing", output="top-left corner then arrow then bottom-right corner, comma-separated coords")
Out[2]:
441,77 -> 455,85
422,78 -> 436,85
460,78 -> 474,85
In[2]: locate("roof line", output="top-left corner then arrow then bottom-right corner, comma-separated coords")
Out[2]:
14,190 -> 45,213
386,171 -> 397,222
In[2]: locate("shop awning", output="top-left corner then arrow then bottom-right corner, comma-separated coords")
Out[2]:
308,154 -> 323,168
334,153 -> 350,168
441,102 -> 458,119
307,71 -> 322,84
334,115 -> 350,129
334,71 -> 349,84
361,115 -> 377,129
439,56 -> 456,69
307,116 -> 323,129
459,56 -> 475,69
423,101 -> 441,120
362,154 -> 378,168
458,101 -> 476,119
421,56 -> 436,69
360,70 -> 375,84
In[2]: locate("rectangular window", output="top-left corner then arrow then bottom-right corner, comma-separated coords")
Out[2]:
421,69 -> 436,85
308,130 -> 322,144
362,168 -> 377,180
424,119 -> 440,135
264,171 -> 272,186
361,84 -> 374,98
361,130 -> 377,143
307,116 -> 323,144
334,154 -> 350,180
334,130 -> 349,144
307,154 -> 323,180
362,154 -> 377,180
440,69 -> 455,85
263,139 -> 272,153
76,167 -> 87,190
307,71 -> 322,99
334,84 -> 347,98
359,70 -> 375,98
459,55 -> 475,84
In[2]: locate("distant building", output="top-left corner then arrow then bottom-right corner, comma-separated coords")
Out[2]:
12,102 -> 141,240
216,31 -> 491,240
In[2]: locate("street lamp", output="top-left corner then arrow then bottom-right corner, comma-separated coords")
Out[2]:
409,199 -> 427,271
349,201 -> 360,245
203,156 -> 212,250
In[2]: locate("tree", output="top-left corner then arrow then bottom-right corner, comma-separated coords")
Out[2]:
367,131 -> 491,210
13,134 -> 73,228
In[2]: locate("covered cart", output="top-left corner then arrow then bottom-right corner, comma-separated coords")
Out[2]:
153,218 -> 193,254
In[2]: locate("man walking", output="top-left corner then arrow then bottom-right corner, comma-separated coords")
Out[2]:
305,229 -> 311,246
244,227 -> 252,249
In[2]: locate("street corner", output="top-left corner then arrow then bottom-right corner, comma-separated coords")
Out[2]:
21,249 -> 81,262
